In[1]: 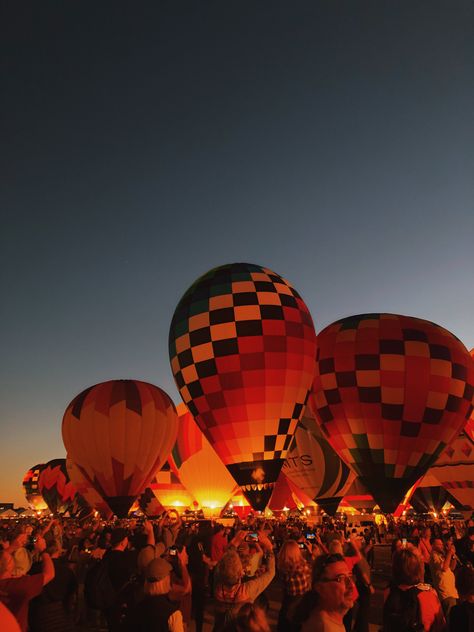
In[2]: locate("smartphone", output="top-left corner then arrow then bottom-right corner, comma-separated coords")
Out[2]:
169,546 -> 178,556
402,538 -> 407,548
298,542 -> 306,550
306,532 -> 315,540
245,532 -> 259,542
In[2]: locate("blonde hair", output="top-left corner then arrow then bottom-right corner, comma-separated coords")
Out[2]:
144,575 -> 171,596
278,540 -> 304,573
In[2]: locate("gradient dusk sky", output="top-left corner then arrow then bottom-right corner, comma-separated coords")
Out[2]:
2,1 -> 473,506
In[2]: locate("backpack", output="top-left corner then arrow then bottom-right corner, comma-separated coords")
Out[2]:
84,558 -> 117,611
383,585 -> 423,632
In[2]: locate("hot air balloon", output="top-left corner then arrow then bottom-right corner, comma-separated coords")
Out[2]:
62,380 -> 179,517
342,479 -> 377,513
149,463 -> 195,509
428,429 -> 474,510
283,404 -> 355,512
22,464 -> 48,511
168,404 -> 236,515
312,314 -> 474,513
169,263 -> 317,510
138,487 -> 164,518
268,471 -> 313,512
66,457 -> 113,520
38,459 -> 80,515
408,471 -> 460,514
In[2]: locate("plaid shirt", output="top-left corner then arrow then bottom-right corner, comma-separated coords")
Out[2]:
281,562 -> 312,596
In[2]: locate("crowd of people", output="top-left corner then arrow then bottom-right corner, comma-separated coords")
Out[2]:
0,509 -> 473,632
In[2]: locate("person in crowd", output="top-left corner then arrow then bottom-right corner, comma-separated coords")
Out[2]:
227,602 -> 271,632
158,510 -> 183,549
211,524 -> 229,565
101,526 -> 136,632
277,539 -> 312,632
291,553 -> 355,632
352,536 -> 374,632
126,556 -> 184,631
429,537 -> 458,621
327,535 -> 361,632
6,527 -> 31,577
449,565 -> 474,632
214,531 -> 275,632
383,546 -> 446,632
29,541 -> 77,632
0,536 -> 55,632
419,527 -> 433,582
188,520 -> 214,632
455,525 -> 474,567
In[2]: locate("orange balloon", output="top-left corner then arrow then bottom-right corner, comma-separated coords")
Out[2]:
168,404 -> 236,512
62,380 -> 179,517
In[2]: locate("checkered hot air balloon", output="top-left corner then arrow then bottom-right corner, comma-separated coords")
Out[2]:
282,404 -> 355,511
22,464 -> 48,511
311,313 -> 474,513
62,380 -> 179,518
169,263 -> 317,510
168,404 -> 236,514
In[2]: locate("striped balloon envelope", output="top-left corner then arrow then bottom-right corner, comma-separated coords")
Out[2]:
169,263 -> 317,510
62,380 -> 179,517
22,464 -> 48,511
168,403 -> 236,513
312,314 -> 474,513
282,404 -> 355,509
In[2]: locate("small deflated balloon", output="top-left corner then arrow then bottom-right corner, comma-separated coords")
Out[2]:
62,380 -> 179,517
312,313 -> 474,513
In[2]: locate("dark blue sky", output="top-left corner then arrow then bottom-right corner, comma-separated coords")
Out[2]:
2,1 -> 473,504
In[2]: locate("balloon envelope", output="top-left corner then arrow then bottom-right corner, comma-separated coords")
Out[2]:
38,459 -> 79,515
428,430 -> 474,510
149,463 -> 195,509
22,464 -> 48,511
169,262 -> 317,510
312,314 -> 474,513
66,457 -> 113,520
62,380 -> 179,517
168,404 -> 236,511
283,405 -> 355,504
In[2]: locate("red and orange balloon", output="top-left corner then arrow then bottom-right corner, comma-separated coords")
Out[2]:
311,313 -> 474,513
62,379 -> 179,517
169,263 -> 317,510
